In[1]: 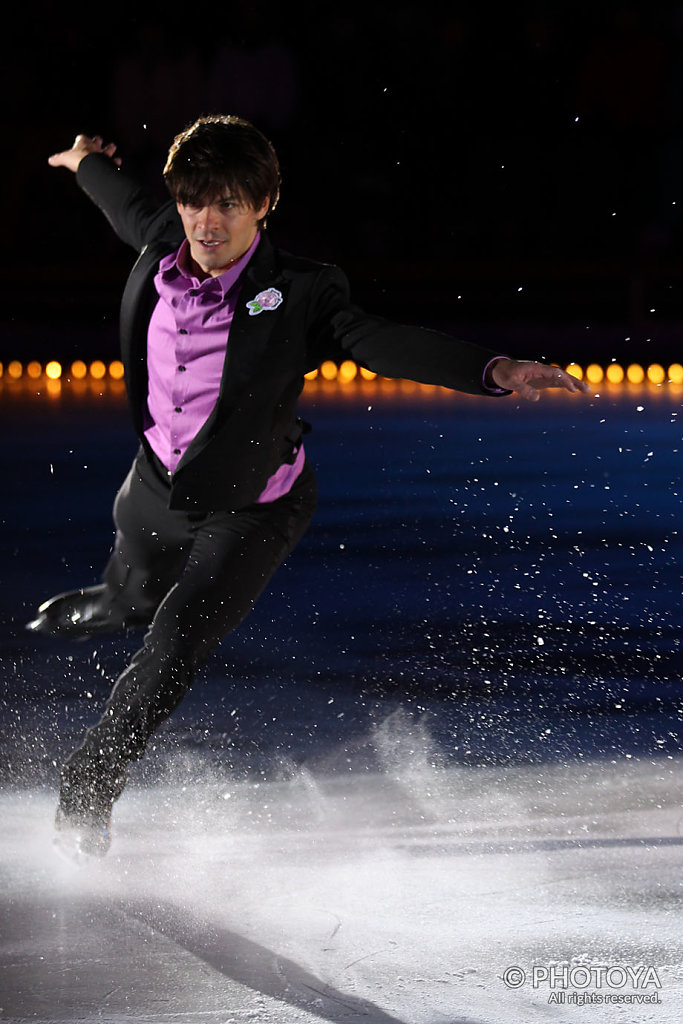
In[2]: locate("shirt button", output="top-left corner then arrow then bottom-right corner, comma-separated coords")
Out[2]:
174,406 -> 182,413
178,365 -> 186,372
179,328 -> 188,335
173,448 -> 181,455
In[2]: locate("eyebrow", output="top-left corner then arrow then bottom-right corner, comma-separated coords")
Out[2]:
182,193 -> 242,208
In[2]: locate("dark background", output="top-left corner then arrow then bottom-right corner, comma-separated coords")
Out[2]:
4,1 -> 683,365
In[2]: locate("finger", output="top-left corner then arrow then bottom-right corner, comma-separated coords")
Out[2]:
47,150 -> 78,168
101,143 -> 122,166
528,374 -> 569,391
555,374 -> 590,393
516,381 -> 541,402
530,370 -> 590,393
549,368 -> 580,391
48,135 -> 98,172
554,368 -> 590,392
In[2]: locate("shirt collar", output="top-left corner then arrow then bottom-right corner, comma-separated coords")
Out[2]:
159,232 -> 262,297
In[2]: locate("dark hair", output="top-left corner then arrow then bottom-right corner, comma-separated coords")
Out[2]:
163,115 -> 280,225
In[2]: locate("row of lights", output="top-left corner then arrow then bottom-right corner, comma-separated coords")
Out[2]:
0,358 -> 371,384
565,362 -> 683,385
0,359 -> 125,381
1,359 -> 682,386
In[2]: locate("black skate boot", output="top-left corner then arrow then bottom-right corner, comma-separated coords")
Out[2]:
53,743 -> 128,861
26,585 -> 130,639
54,803 -> 112,860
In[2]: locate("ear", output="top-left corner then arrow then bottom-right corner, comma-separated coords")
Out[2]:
255,196 -> 270,222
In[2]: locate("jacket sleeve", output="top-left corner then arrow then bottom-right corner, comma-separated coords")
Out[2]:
75,153 -> 182,253
306,263 -> 508,397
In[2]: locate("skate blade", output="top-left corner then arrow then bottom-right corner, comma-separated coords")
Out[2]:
53,832 -> 91,866
53,828 -> 110,864
25,614 -> 48,632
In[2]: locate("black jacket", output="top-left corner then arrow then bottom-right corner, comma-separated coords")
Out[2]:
77,153 -> 505,511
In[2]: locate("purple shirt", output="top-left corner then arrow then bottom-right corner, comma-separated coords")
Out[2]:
144,234 -> 305,504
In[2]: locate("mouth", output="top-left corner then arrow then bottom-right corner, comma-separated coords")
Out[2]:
196,239 -> 225,251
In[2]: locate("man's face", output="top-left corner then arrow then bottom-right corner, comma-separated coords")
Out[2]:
176,193 -> 270,278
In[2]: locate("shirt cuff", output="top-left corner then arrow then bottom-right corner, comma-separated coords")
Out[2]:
482,356 -> 511,394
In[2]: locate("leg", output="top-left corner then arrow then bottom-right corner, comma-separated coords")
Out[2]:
58,461 -> 318,843
27,451 -> 195,638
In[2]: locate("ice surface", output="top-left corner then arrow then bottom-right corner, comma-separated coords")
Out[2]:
1,384 -> 682,1021
0,755 -> 681,1023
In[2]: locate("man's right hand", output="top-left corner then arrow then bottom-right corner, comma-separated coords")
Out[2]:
48,134 -> 121,173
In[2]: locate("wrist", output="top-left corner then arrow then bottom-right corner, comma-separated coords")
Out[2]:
483,356 -> 511,392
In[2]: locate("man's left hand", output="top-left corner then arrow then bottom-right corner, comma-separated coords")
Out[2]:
488,358 -> 590,402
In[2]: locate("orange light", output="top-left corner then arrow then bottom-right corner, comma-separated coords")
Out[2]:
338,360 -> 357,384
0,362 -> 3,378
7,353 -> 671,392
320,360 -> 338,381
585,363 -> 604,384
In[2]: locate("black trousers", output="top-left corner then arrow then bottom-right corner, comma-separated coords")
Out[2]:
61,448 -> 318,818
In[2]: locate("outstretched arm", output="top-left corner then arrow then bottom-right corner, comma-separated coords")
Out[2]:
320,285 -> 591,400
48,133 -> 181,253
486,357 -> 590,401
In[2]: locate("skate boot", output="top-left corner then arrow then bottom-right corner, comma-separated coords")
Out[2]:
26,585 -> 125,639
54,803 -> 112,860
54,742 -> 128,861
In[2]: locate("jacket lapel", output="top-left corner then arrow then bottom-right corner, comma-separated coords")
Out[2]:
178,233 -> 288,463
219,235 -> 287,408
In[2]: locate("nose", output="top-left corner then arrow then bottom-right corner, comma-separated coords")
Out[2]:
196,205 -> 221,235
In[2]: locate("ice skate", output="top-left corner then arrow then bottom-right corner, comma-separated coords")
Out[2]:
26,585 -> 127,639
53,804 -> 112,862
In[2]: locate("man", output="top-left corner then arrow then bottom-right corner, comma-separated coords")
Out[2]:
29,115 -> 589,858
